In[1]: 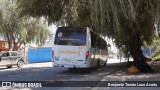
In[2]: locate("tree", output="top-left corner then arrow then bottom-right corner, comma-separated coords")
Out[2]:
17,0 -> 91,27
88,0 -> 160,72
0,0 -> 49,51
16,0 -> 160,72
149,38 -> 160,60
150,21 -> 160,60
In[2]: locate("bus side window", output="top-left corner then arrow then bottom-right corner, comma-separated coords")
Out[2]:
90,31 -> 97,48
90,31 -> 107,50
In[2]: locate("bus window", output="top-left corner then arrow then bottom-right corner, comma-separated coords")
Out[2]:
54,27 -> 86,46
90,31 -> 107,50
90,31 -> 97,48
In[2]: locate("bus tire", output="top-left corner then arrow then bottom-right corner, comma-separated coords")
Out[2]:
97,59 -> 100,68
103,59 -> 108,66
69,68 -> 76,71
7,66 -> 12,68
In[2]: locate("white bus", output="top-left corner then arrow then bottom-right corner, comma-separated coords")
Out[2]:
52,27 -> 108,68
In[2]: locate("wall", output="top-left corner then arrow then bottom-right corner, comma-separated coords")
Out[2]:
28,47 -> 52,63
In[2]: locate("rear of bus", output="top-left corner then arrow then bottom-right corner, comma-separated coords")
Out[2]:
52,27 -> 90,68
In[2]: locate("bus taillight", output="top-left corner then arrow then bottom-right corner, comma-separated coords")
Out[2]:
86,51 -> 89,59
85,51 -> 89,64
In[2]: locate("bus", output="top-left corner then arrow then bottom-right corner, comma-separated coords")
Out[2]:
52,27 -> 108,68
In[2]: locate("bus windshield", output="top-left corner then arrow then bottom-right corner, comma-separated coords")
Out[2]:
54,27 -> 86,46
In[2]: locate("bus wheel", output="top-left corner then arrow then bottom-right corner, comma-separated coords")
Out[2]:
97,60 -> 100,68
103,59 -> 108,66
7,66 -> 12,68
69,68 -> 76,71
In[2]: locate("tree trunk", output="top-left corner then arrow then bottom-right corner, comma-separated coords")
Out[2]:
12,42 -> 20,51
12,44 -> 18,51
129,35 -> 153,73
6,34 -> 12,51
12,41 -> 23,51
8,39 -> 12,50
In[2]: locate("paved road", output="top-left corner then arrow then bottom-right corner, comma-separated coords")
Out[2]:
0,58 -> 126,81
0,58 -> 159,90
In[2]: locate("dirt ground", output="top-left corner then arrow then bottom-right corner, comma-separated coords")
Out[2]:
104,61 -> 160,75
148,61 -> 160,73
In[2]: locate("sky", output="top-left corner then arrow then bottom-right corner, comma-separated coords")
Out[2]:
48,24 -> 57,35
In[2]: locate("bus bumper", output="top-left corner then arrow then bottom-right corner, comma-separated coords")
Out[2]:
52,61 -> 91,68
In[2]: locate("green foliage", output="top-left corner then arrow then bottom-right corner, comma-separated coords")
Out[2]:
16,0 -> 160,46
19,18 -> 49,44
17,0 -> 91,27
17,0 -> 68,24
16,0 -> 160,60
150,38 -> 160,60
89,0 -> 158,48
0,0 -> 49,50
0,10 -> 2,23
